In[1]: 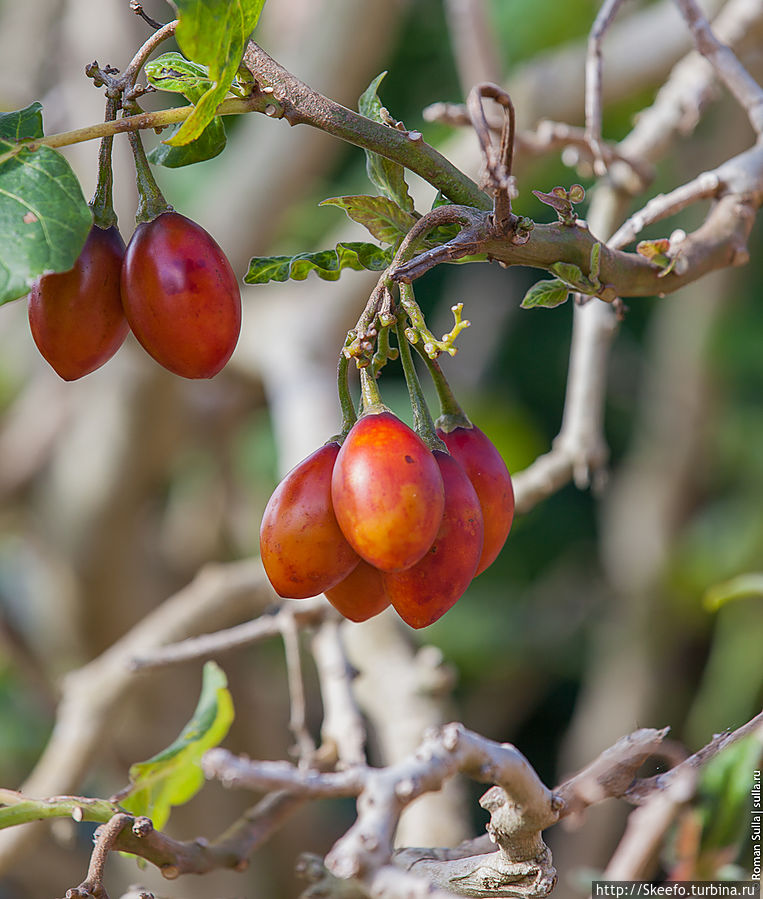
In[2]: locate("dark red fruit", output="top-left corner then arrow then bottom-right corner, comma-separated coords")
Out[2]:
120,211 -> 241,378
28,225 -> 128,380
325,560 -> 390,622
437,424 -> 514,575
260,442 -> 360,599
331,411 -> 445,572
383,450 -> 483,629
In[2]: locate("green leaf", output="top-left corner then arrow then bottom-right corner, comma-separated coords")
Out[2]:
145,52 -> 227,167
119,661 -> 234,830
698,732 -> 763,853
167,0 -> 266,146
145,52 -> 215,96
520,278 -> 570,309
0,104 -> 92,306
550,261 -> 585,288
704,573 -> 763,611
358,73 -> 414,213
245,241 -> 391,284
320,195 -> 416,246
147,119 -> 226,167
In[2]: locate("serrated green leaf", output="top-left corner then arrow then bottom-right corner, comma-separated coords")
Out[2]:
358,73 -> 414,214
520,279 -> 570,309
551,261 -> 585,287
168,0 -> 266,146
705,573 -> 763,611
0,104 -> 92,306
698,732 -> 763,853
245,241 -> 391,284
119,661 -> 234,830
320,195 -> 416,245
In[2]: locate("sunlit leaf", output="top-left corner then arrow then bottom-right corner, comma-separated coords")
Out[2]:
119,661 -> 234,830
145,52 -> 227,167
167,0 -> 266,146
704,573 -> 763,611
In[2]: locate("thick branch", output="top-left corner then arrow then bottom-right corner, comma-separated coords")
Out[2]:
242,42 -> 490,211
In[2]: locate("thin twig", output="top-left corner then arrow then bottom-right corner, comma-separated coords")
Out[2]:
585,0 -> 628,174
120,20 -> 177,91
312,620 -> 368,767
673,0 -> 763,134
129,1 -> 164,31
129,598 -> 328,671
466,83 -> 517,229
65,812 -> 132,899
279,607 -> 317,764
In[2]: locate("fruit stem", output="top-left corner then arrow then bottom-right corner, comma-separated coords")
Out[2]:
395,293 -> 447,454
126,117 -> 173,223
89,97 -> 119,230
414,345 -> 472,434
337,338 -> 358,437
359,366 -> 387,416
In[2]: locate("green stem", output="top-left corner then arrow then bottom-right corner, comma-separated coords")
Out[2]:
337,342 -> 358,437
359,366 -> 386,415
127,123 -> 172,223
0,95 -> 275,168
89,97 -> 119,230
0,790 -> 119,830
395,300 -> 446,453
414,345 -> 472,433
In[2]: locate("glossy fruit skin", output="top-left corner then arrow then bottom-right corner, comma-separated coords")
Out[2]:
260,442 -> 360,599
120,211 -> 241,378
437,424 -> 514,575
331,411 -> 445,572
325,559 -> 390,623
384,450 -> 483,629
28,225 -> 128,380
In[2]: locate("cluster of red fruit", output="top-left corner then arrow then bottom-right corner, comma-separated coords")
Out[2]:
27,213 -> 241,381
260,409 -> 514,628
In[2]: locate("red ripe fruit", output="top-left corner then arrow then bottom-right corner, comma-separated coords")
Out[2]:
28,225 -> 128,380
260,442 -> 360,599
437,425 -> 514,575
120,211 -> 241,378
331,411 -> 445,572
325,560 -> 390,623
384,451 -> 483,629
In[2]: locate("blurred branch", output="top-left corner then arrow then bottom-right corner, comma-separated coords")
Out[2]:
0,559 -> 276,873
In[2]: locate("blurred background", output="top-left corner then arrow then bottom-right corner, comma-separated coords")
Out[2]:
0,0 -> 761,896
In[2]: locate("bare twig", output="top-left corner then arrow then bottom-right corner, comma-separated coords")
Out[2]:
312,620 -> 368,767
129,597 -> 328,671
444,0 -> 503,96
0,559 -> 276,872
466,83 -> 517,229
205,722 -> 561,896
673,0 -> 763,134
129,2 -> 164,31
280,608 -> 317,764
65,813 -> 133,899
585,0 -> 628,174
